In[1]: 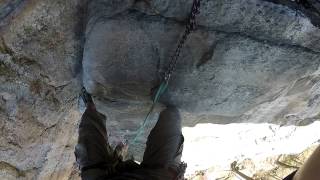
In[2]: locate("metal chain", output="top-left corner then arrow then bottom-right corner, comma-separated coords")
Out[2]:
163,0 -> 202,82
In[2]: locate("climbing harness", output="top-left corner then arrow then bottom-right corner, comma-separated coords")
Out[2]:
131,0 -> 202,144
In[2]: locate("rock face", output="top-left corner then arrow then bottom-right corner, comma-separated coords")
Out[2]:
83,0 -> 320,126
0,0 -> 320,179
0,0 -> 84,179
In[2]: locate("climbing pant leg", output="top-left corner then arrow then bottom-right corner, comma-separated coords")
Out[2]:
75,108 -> 114,172
141,107 -> 184,169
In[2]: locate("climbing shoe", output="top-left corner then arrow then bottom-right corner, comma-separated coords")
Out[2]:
80,87 -> 95,108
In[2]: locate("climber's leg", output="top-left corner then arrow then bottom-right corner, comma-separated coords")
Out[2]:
75,107 -> 114,167
75,107 -> 115,179
75,88 -> 115,179
288,145 -> 320,180
141,107 -> 184,174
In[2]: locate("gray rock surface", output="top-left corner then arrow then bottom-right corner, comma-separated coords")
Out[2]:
0,0 -> 83,179
83,0 -> 320,121
138,0 -> 320,52
0,0 -> 320,179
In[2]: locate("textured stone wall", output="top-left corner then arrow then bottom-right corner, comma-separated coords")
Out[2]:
0,0 -> 83,179
0,0 -> 320,179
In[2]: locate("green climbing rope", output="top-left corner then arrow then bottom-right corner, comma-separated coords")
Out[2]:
131,81 -> 169,144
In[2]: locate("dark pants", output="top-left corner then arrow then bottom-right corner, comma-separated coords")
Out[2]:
75,107 -> 184,179
142,107 -> 184,169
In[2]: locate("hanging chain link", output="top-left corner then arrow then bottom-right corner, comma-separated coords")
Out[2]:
163,0 -> 202,82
